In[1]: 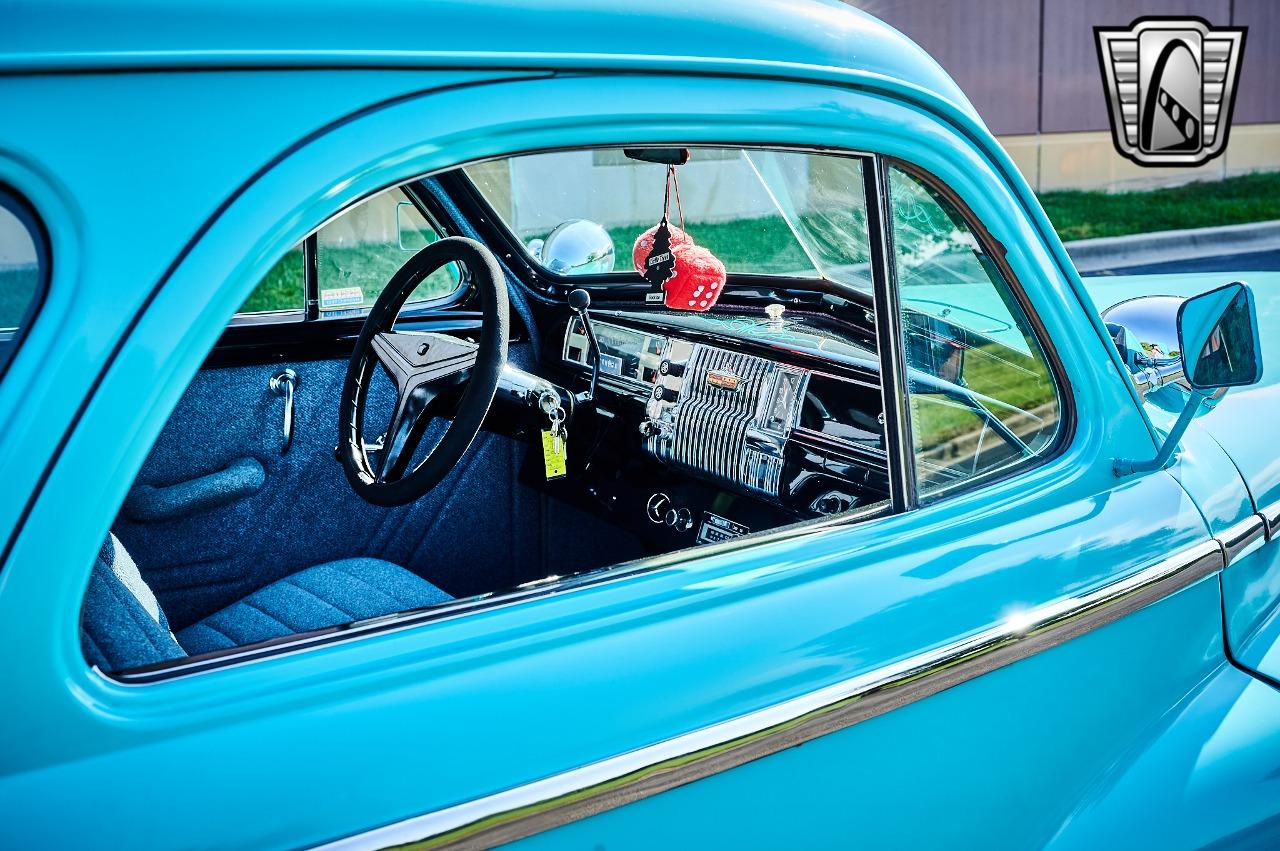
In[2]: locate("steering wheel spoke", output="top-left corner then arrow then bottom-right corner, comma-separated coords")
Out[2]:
371,331 -> 478,392
370,332 -> 479,482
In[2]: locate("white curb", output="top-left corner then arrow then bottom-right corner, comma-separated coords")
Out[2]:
1064,219 -> 1280,273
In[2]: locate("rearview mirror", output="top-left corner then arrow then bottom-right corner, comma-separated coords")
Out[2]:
1177,281 -> 1262,390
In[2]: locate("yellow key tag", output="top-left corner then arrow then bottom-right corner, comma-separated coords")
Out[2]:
541,429 -> 567,480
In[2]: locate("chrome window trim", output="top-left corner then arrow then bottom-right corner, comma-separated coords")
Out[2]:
865,155 -> 917,513
316,538 -> 1223,851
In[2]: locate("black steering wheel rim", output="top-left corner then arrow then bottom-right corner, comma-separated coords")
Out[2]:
338,236 -> 508,506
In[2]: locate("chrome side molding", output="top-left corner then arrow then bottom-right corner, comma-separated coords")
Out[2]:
316,539 -> 1224,851
1258,499 -> 1280,541
1220,513 -> 1266,567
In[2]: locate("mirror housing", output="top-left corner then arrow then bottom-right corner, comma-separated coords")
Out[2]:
1101,295 -> 1186,397
1113,281 -> 1263,477
1178,281 -> 1262,390
538,219 -> 615,276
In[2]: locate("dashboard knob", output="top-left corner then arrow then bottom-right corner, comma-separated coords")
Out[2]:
640,418 -> 672,441
659,359 -> 685,378
664,507 -> 694,531
652,384 -> 679,403
812,491 -> 854,516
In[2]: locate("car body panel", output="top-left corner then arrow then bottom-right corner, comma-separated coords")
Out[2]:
0,0 -> 975,121
509,576 -> 1280,851
0,71 -> 1218,847
1222,543 -> 1280,685
1085,272 -> 1280,697
0,2 -> 1274,847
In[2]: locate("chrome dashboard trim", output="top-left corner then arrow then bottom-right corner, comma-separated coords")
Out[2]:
315,538 -> 1223,851
562,317 -> 667,391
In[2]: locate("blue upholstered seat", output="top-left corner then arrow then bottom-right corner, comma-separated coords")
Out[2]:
82,535 -> 451,671
176,558 -> 451,656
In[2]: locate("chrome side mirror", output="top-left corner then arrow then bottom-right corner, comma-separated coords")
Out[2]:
537,219 -> 615,276
1113,281 -> 1262,476
1102,295 -> 1186,397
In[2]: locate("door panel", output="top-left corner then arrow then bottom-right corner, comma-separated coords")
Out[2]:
114,347 -> 641,629
512,577 -> 1276,851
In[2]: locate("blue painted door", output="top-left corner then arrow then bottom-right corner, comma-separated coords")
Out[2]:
0,70 -> 1270,848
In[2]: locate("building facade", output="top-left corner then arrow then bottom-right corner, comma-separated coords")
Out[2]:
855,0 -> 1280,191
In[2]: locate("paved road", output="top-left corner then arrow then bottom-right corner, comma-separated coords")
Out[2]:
1088,248 -> 1280,276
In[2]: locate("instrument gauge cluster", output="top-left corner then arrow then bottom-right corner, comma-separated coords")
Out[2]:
563,317 -> 667,386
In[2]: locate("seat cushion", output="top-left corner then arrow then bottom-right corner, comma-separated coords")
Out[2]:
176,558 -> 451,656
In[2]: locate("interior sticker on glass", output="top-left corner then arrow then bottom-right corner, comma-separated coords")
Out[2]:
320,286 -> 364,310
697,512 -> 749,544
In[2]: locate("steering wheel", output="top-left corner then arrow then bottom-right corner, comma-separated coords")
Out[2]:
338,237 -> 508,506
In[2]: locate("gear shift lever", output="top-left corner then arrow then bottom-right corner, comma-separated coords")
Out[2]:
569,288 -> 601,406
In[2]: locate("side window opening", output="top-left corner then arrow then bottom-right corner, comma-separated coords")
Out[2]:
886,164 -> 1063,499
0,188 -> 49,377
84,149 -> 1062,680
236,184 -> 461,319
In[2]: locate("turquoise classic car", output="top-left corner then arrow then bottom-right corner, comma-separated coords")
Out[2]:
2,1 -> 1279,848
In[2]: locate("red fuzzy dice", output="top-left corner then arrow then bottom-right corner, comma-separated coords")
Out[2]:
632,224 -> 726,313
632,223 -> 691,272
664,243 -> 726,312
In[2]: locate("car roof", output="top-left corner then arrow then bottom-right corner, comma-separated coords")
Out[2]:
2,0 -> 977,121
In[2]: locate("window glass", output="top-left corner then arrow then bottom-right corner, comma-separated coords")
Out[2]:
316,187 -> 458,314
0,191 -> 47,372
888,165 -> 1061,498
464,148 -> 872,292
236,186 -> 460,318
238,247 -> 304,314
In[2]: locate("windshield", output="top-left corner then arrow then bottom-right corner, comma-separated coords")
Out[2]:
463,147 -> 873,294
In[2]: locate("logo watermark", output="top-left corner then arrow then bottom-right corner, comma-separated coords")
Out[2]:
1095,17 -> 1246,167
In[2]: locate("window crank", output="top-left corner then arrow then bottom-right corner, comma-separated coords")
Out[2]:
269,369 -> 298,454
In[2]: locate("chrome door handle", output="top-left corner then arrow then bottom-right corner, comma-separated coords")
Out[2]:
269,369 -> 298,454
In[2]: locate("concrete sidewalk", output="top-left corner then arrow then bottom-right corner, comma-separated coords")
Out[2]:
1064,220 -> 1280,274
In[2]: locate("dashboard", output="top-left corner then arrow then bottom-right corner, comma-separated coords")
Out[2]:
563,312 -> 889,519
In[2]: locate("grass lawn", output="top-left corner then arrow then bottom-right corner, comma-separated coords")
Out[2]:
1039,171 -> 1280,241
238,244 -> 459,315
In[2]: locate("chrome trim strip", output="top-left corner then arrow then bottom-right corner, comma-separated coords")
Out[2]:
1259,499 -> 1280,540
317,539 -> 1223,851
1220,513 -> 1267,566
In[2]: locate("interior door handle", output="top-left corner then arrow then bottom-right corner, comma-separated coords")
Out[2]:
269,369 -> 298,454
